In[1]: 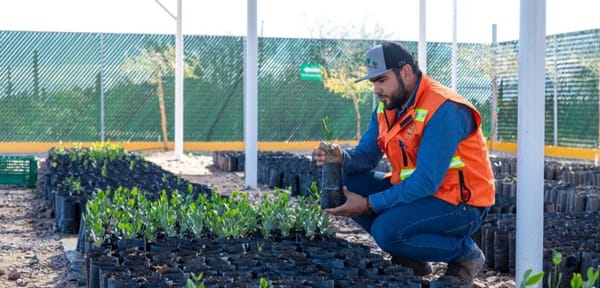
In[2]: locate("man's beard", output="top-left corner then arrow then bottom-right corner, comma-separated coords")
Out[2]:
381,77 -> 411,110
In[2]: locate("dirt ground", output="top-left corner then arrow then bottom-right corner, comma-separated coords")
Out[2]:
0,151 -> 516,287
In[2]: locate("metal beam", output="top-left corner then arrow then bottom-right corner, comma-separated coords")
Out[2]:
244,0 -> 258,188
516,0 -> 546,285
174,0 -> 184,159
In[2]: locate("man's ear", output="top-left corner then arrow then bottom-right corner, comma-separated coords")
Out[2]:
402,64 -> 413,77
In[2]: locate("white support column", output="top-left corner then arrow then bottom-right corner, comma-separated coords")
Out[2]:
99,33 -> 106,142
516,0 -> 545,286
492,24 -> 498,145
451,0 -> 457,91
553,35 -> 558,146
418,0 -> 427,73
174,0 -> 184,159
244,0 -> 258,189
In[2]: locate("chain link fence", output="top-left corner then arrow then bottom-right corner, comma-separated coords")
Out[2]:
0,29 -> 598,147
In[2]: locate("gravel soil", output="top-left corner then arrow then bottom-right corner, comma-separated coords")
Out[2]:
0,151 -> 517,287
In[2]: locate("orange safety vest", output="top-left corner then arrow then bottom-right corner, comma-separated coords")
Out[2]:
376,75 -> 495,207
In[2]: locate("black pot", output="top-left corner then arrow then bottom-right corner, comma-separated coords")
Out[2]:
88,255 -> 119,288
116,238 -> 145,251
157,267 -> 187,287
320,162 -> 343,209
107,274 -> 138,288
120,249 -> 150,270
99,266 -> 129,288
85,246 -> 111,283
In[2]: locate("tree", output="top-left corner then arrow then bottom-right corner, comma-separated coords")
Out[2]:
319,22 -> 389,139
5,67 -> 13,98
33,50 -> 40,99
460,43 -> 518,147
122,41 -> 199,150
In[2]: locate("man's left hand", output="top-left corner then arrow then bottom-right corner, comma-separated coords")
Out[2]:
325,186 -> 371,217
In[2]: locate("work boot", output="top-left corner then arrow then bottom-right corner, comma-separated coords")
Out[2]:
391,256 -> 433,276
430,245 -> 485,288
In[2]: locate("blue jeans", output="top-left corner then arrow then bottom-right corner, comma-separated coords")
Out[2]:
344,171 -> 484,263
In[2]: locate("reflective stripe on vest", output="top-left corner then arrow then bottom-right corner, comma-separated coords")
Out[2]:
377,102 -> 385,113
401,156 -> 464,180
400,168 -> 415,180
449,156 -> 465,169
414,108 -> 428,122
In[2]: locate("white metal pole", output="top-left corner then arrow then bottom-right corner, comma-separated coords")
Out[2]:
516,0 -> 545,286
451,0 -> 457,91
492,24 -> 498,144
99,33 -> 105,142
418,0 -> 427,73
244,0 -> 258,189
553,35 -> 558,146
174,0 -> 184,159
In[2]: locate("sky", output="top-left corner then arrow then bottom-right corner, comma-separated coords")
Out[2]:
0,0 -> 598,43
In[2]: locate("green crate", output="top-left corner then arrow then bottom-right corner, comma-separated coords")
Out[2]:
0,155 -> 38,188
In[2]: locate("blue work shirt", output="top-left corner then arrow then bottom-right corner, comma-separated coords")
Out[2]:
342,99 -> 477,213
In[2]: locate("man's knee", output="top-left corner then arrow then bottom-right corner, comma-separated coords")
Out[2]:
371,220 -> 405,253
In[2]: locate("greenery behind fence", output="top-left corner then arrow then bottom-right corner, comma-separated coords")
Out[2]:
0,29 -> 598,147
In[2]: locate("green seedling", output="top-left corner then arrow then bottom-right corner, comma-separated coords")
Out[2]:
259,277 -> 272,288
520,269 -> 544,288
570,266 -> 599,288
321,116 -> 336,161
548,252 -> 563,288
521,250 -> 598,288
321,116 -> 334,141
185,272 -> 206,288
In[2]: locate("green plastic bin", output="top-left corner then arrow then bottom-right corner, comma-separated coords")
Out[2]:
0,155 -> 38,188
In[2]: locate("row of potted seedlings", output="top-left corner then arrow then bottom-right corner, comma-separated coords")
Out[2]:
82,186 -> 340,287
43,144 -> 425,287
83,186 -> 334,248
43,142 -> 211,234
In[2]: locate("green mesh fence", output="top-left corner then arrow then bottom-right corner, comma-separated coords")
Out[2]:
0,29 -> 599,146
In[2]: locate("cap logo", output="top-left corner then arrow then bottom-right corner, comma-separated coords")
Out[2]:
366,57 -> 378,69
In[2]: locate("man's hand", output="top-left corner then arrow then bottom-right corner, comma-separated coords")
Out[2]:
324,186 -> 371,217
313,141 -> 343,166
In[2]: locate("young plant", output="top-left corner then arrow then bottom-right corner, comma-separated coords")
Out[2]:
219,209 -> 245,239
272,188 -> 293,237
259,277 -> 272,288
520,269 -> 544,288
321,116 -> 334,141
101,162 -> 108,177
294,194 -> 318,239
570,267 -> 599,288
257,240 -> 264,253
521,250 -> 599,288
317,208 -> 335,238
229,191 -> 259,238
179,194 -> 208,238
321,116 -> 335,160
83,189 -> 112,247
112,187 -> 143,240
65,176 -> 82,196
185,272 -> 206,288
149,190 -> 178,238
258,192 -> 277,239
547,251 -> 563,288
137,193 -> 157,243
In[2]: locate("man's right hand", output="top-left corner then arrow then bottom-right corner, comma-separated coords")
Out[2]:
313,141 -> 343,166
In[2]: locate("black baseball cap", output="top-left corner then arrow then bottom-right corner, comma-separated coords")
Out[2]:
355,42 -> 415,82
